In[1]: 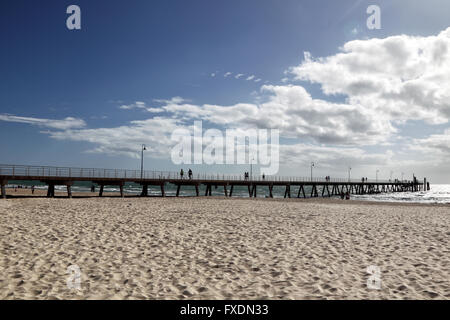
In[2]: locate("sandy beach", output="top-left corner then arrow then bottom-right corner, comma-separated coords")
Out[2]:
0,191 -> 449,300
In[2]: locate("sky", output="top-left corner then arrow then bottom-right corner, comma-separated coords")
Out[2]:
1,0 -> 450,182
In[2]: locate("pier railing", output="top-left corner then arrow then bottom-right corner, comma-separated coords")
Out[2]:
0,164 -> 412,184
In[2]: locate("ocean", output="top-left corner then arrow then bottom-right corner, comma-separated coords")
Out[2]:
7,180 -> 450,204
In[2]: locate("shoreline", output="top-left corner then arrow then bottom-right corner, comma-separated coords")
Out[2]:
3,187 -> 450,208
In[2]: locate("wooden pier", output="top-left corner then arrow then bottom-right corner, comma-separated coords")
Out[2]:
0,164 -> 429,199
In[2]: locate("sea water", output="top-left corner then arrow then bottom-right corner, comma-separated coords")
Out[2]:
7,180 -> 450,204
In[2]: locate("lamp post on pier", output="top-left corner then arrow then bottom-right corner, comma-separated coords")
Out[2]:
140,144 -> 147,180
348,167 -> 352,182
310,162 -> 315,182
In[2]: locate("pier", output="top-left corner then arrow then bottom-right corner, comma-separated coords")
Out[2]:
0,164 -> 429,199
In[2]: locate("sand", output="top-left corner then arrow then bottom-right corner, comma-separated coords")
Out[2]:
0,191 -> 449,300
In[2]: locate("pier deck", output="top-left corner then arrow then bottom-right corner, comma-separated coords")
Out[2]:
0,164 -> 428,199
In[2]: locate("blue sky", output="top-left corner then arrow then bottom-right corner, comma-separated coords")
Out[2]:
1,0 -> 450,182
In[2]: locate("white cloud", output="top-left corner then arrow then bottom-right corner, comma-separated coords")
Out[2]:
254,79 -> 262,83
119,101 -> 165,113
224,72 -> 232,77
0,114 -> 86,130
147,85 -> 394,146
154,97 -> 186,105
46,117 -> 181,159
289,27 -> 450,125
246,75 -> 255,81
235,73 -> 244,79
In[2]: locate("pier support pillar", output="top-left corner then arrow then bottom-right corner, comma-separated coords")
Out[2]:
2,182 -> 6,199
119,185 -> 124,198
311,185 -> 318,197
297,185 -> 306,198
99,185 -> 104,197
1,181 -> 6,199
195,184 -> 199,197
204,185 -> 212,196
47,184 -> 55,198
223,185 -> 228,197
252,185 -> 257,197
177,185 -> 181,197
141,185 -> 148,197
248,185 -> 252,198
269,185 -> 273,198
229,185 -> 234,197
284,185 -> 291,198
67,185 -> 72,198
161,184 -> 165,197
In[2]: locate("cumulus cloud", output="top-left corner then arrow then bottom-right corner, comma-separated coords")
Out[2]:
0,114 -> 86,130
46,117 -> 181,159
154,85 -> 394,145
289,27 -> 450,125
410,129 -> 450,160
280,144 -> 392,168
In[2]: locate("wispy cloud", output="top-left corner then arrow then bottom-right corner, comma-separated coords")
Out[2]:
235,73 -> 244,79
119,101 -> 164,113
224,72 -> 232,77
0,114 -> 86,130
246,75 -> 255,81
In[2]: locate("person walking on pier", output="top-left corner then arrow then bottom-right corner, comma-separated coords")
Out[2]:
180,169 -> 184,180
31,185 -> 35,195
262,173 -> 265,180
188,169 -> 193,180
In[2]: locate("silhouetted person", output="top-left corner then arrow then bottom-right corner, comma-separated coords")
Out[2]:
262,173 -> 265,180
345,192 -> 350,200
31,185 -> 35,194
188,169 -> 193,179
180,169 -> 184,179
